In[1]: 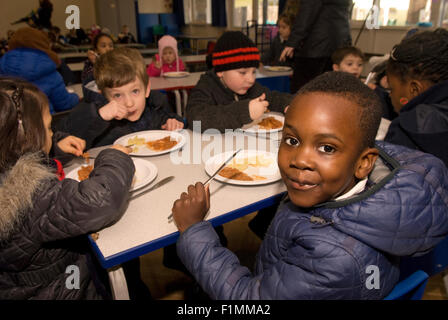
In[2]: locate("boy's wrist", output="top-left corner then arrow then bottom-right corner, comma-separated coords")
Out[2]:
98,106 -> 112,121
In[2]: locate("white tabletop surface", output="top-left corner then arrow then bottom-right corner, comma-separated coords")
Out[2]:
64,130 -> 285,263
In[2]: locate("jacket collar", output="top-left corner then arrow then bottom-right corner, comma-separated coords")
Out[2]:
0,153 -> 56,241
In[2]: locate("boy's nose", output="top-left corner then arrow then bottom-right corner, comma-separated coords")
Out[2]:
291,148 -> 315,170
124,96 -> 134,107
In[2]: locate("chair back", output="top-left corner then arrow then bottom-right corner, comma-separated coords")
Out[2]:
384,270 -> 429,300
399,236 -> 448,280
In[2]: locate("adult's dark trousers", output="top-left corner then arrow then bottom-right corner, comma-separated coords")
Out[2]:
290,56 -> 333,94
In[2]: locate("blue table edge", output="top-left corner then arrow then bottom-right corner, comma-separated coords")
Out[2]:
88,191 -> 287,269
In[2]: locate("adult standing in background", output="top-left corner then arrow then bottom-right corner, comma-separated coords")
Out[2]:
280,0 -> 353,93
36,0 -> 53,30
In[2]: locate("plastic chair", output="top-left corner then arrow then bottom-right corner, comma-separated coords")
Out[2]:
384,270 -> 429,300
152,24 -> 165,43
399,235 -> 448,297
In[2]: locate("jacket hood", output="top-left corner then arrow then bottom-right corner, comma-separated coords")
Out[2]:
313,141 -> 448,257
0,153 -> 56,241
158,35 -> 179,74
0,48 -> 57,81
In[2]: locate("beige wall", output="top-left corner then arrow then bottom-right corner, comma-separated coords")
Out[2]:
137,0 -> 172,13
0,0 -> 96,38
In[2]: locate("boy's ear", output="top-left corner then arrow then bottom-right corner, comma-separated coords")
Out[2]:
332,64 -> 340,71
216,71 -> 223,78
355,147 -> 379,180
145,79 -> 151,98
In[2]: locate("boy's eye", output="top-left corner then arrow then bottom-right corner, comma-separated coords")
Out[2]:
284,137 -> 299,146
318,145 -> 336,154
132,89 -> 139,94
113,93 -> 121,98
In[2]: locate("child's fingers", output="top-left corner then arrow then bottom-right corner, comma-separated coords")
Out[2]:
258,93 -> 266,101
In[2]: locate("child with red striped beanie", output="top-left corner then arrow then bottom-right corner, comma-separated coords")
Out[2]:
186,31 -> 293,132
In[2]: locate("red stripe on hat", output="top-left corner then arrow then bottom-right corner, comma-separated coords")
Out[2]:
213,47 -> 259,58
213,54 -> 260,66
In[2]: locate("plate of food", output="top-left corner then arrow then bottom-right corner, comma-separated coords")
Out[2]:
66,157 -> 158,192
264,66 -> 292,72
114,130 -> 186,156
205,150 -> 281,186
163,71 -> 190,78
241,112 -> 285,133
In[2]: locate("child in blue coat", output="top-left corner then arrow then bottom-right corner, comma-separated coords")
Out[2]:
171,71 -> 448,299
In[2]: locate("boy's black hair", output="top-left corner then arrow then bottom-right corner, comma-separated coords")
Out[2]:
297,71 -> 382,149
387,28 -> 448,83
331,46 -> 365,65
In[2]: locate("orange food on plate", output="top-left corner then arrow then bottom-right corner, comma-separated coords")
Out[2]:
219,166 -> 253,181
82,152 -> 90,164
146,136 -> 178,151
77,165 -> 93,181
258,116 -> 283,130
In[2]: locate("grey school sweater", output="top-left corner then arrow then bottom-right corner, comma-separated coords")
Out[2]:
186,70 -> 293,132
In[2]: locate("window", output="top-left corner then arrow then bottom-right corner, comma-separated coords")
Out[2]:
233,0 -> 254,27
183,0 -> 212,24
351,0 -> 440,27
231,0 -> 279,28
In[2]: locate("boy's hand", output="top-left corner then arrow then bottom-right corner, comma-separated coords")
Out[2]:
249,93 -> 269,120
172,182 -> 210,233
110,144 -> 132,154
162,118 -> 184,131
98,100 -> 128,121
57,136 -> 86,156
284,105 -> 289,113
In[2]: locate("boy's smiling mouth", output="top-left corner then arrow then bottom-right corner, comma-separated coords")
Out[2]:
286,176 -> 319,191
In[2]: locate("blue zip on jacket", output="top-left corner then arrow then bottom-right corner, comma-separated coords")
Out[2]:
176,142 -> 448,299
0,48 -> 79,114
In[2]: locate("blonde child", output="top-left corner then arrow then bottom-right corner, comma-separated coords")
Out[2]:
0,77 -> 134,299
63,47 -> 184,148
146,35 -> 186,77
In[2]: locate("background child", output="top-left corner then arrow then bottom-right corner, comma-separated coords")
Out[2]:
0,27 -> 79,114
171,71 -> 448,299
0,77 -> 134,300
384,28 -> 448,167
81,32 -> 115,104
61,47 -> 184,149
261,13 -> 295,68
146,35 -> 185,77
331,46 -> 365,78
186,31 -> 293,132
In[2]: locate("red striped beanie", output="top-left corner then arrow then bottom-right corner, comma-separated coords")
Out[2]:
212,31 -> 260,72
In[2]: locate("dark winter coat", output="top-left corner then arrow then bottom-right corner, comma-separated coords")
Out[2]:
61,91 -> 183,148
186,70 -> 293,132
385,79 -> 448,167
286,0 -> 352,58
261,35 -> 294,67
176,142 -> 448,299
0,149 -> 135,299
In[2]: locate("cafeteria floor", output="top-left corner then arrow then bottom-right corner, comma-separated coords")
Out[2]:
138,211 -> 448,300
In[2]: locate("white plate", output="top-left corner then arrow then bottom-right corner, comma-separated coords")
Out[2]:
264,66 -> 292,72
241,112 -> 285,134
205,150 -> 281,186
163,71 -> 190,78
114,130 -> 186,156
65,158 -> 158,192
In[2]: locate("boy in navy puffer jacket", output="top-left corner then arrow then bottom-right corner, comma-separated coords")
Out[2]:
170,71 -> 448,299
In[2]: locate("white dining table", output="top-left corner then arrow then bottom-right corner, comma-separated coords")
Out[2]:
64,129 -> 286,299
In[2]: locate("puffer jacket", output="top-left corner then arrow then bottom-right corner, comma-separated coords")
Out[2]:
176,142 -> 448,299
286,0 -> 352,58
0,149 -> 135,299
0,48 -> 79,114
186,70 -> 293,132
385,79 -> 448,167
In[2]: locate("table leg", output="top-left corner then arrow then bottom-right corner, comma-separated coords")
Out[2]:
108,265 -> 130,300
181,89 -> 188,117
174,89 -> 182,117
